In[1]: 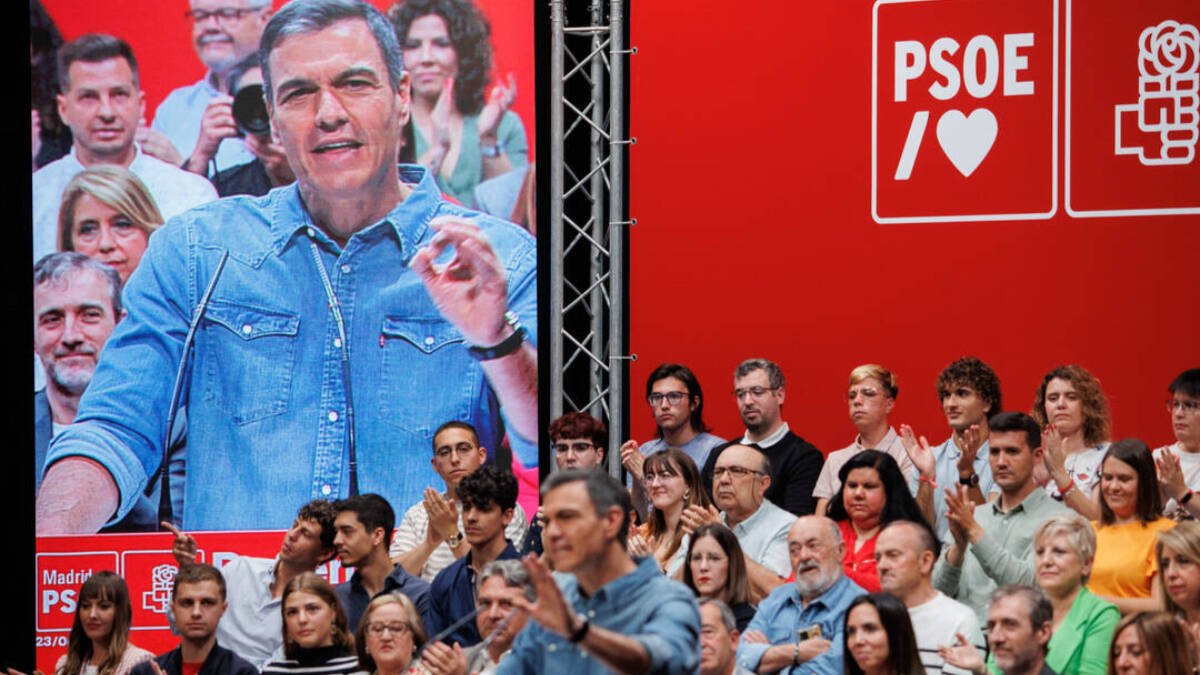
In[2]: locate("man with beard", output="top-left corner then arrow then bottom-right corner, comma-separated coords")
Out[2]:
735,515 -> 866,674
140,0 -> 273,174
34,253 -> 122,493
702,359 -> 823,516
939,585 -> 1056,675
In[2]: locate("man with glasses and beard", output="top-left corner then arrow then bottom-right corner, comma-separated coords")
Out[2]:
735,515 -> 866,674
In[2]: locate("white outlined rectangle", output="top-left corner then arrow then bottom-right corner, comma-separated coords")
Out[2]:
36,551 -> 120,632
872,0 -> 1059,223
1064,0 -> 1200,217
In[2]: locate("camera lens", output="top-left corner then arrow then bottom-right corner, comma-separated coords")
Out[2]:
232,84 -> 270,137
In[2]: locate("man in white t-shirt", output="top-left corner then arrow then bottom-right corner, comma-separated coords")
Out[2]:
1155,368 -> 1200,519
814,363 -> 915,516
876,519 -> 985,675
389,421 -> 527,581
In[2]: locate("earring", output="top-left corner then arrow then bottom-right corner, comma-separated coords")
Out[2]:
683,490 -> 691,505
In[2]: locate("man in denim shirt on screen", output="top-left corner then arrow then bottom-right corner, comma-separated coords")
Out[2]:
498,470 -> 700,674
36,0 -> 538,534
736,516 -> 866,674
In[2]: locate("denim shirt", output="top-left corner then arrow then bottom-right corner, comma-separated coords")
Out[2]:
497,556 -> 701,675
735,574 -> 866,674
46,166 -> 538,530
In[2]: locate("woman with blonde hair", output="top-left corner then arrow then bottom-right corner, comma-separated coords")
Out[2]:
263,573 -> 359,675
1028,512 -> 1119,674
54,571 -> 152,675
1033,364 -> 1112,520
1158,521 -> 1200,631
57,165 -> 163,282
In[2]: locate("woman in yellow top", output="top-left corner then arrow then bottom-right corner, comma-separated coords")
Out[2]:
1087,439 -> 1175,614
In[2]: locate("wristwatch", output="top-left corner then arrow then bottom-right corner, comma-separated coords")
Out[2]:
467,312 -> 527,361
958,473 -> 980,487
446,531 -> 464,547
480,141 -> 505,158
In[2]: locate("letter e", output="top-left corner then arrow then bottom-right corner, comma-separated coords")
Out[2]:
1004,33 -> 1035,95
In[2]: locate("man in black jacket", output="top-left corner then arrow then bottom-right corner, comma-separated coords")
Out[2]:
702,358 -> 825,515
132,564 -> 257,675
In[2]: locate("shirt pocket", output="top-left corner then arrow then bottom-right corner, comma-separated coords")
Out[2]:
201,301 -> 300,424
377,316 -> 476,435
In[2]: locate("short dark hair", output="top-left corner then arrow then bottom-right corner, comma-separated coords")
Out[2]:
548,411 -> 607,448
828,450 -> 929,530
172,563 -> 226,601
683,523 -> 750,606
988,411 -> 1042,452
432,420 -> 480,453
333,493 -> 396,547
260,0 -> 404,105
456,464 -> 517,511
936,356 -> 1002,417
34,251 -> 123,317
1099,439 -> 1163,526
735,358 -> 785,389
844,593 -> 924,675
879,518 -> 942,561
541,470 -> 632,545
388,0 -> 493,115
297,499 -> 339,552
58,33 -> 139,92
645,363 -> 710,434
1169,369 -> 1200,399
991,585 -> 1053,653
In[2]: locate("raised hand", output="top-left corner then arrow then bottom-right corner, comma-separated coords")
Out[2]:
1041,425 -> 1069,486
900,424 -> 936,479
410,217 -> 511,348
627,532 -> 651,558
423,488 -> 460,543
160,520 -> 198,567
1157,450 -> 1190,502
136,125 -> 185,166
421,641 -> 467,675
477,73 -> 516,143
944,486 -> 980,543
956,424 -> 984,474
938,632 -> 986,674
679,504 -> 721,535
512,553 -> 576,638
620,440 -> 644,480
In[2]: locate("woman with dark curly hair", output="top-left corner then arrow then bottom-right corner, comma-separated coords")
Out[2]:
389,0 -> 528,208
1032,364 -> 1112,520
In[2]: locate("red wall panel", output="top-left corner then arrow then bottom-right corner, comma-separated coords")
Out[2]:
627,0 -> 1198,454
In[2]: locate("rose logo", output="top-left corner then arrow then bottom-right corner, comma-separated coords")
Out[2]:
1139,20 -> 1199,78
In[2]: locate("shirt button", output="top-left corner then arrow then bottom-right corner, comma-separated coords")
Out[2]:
333,338 -> 342,348
547,645 -> 556,653
328,411 -> 339,422
424,336 -> 435,346
320,484 -> 332,496
241,324 -> 253,335
306,227 -> 315,237
340,264 -> 351,274
587,610 -> 595,618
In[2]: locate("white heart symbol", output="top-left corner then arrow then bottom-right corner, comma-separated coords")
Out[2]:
936,109 -> 998,177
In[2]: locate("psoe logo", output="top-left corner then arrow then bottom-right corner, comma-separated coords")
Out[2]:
141,564 -> 177,615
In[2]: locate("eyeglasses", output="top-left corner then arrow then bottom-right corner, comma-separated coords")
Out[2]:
846,388 -> 881,401
366,621 -> 411,637
553,441 -> 595,455
648,391 -> 688,406
1168,399 -> 1200,414
732,386 -> 776,400
643,469 -> 679,484
434,444 -> 479,459
713,465 -> 764,479
185,6 -> 266,23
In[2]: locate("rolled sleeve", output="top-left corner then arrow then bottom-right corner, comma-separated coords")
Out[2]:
736,642 -> 769,672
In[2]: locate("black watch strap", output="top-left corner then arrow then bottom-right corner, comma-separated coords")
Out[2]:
958,473 -> 979,487
568,615 -> 590,643
467,312 -> 526,361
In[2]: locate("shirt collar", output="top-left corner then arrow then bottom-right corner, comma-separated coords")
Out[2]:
743,422 -> 790,448
856,426 -> 900,450
787,573 -> 853,611
992,484 -> 1050,515
577,555 -> 659,605
267,164 -> 444,258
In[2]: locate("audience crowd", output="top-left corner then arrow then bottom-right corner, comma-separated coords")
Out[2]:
27,0 -> 1200,673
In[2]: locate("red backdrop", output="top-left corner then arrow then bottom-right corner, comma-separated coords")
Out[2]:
41,0 -> 535,159
627,0 -> 1198,453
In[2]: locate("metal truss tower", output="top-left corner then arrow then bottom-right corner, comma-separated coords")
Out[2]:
548,0 -> 632,478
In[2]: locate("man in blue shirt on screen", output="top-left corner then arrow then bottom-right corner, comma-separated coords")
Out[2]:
36,0 -> 538,534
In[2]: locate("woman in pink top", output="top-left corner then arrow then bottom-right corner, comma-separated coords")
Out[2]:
827,450 -> 929,592
54,572 -> 152,675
